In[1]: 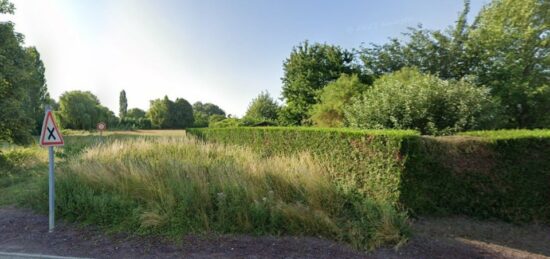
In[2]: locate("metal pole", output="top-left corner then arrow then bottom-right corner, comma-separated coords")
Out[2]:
48,145 -> 55,232
45,105 -> 55,233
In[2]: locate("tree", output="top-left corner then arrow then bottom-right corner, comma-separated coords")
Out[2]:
148,96 -> 171,129
360,0 -> 472,80
58,91 -> 116,130
170,98 -> 194,128
0,0 -> 14,14
344,68 -> 500,135
119,90 -> 128,118
359,0 -> 550,128
126,108 -> 146,119
310,74 -> 367,127
280,41 -> 364,125
193,102 -> 226,117
466,0 -> 550,127
148,96 -> 194,129
0,2 -> 50,144
244,91 -> 280,123
192,102 -> 226,127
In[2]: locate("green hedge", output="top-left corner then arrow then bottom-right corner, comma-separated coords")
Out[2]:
188,127 -> 550,223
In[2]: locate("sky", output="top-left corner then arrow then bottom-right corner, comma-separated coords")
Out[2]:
2,0 -> 489,117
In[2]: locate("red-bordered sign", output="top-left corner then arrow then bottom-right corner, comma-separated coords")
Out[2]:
97,122 -> 106,131
40,111 -> 64,146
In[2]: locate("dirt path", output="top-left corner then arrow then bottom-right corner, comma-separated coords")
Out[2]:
1,207 -> 548,258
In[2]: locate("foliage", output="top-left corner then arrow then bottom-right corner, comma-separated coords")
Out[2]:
126,108 -> 146,119
189,127 -> 550,223
148,96 -> 194,129
359,0 -> 549,128
189,127 -> 419,204
119,90 -> 127,118
192,102 -> 226,128
208,118 -> 242,128
310,74 -> 366,127
193,102 -> 226,117
344,68 -> 500,135
57,91 -> 117,130
466,0 -> 550,128
401,134 -> 550,223
21,136 -> 409,250
0,20 -> 49,144
459,129 -> 550,139
280,41 -> 365,125
0,0 -> 14,14
244,91 -> 280,123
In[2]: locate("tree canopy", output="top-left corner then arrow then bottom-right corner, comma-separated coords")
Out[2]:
148,96 -> 194,129
244,91 -> 280,124
280,41 -> 365,125
0,4 -> 50,144
58,91 -> 117,130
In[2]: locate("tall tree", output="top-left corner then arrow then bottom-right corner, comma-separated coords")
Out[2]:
467,0 -> 550,127
170,98 -> 194,128
0,1 -> 50,144
58,91 -> 116,130
280,41 -> 362,125
119,90 -> 128,118
148,96 -> 194,129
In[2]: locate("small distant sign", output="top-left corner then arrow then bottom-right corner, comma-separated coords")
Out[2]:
97,122 -> 106,131
40,110 -> 64,147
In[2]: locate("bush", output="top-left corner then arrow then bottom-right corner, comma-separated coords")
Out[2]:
189,127 -> 550,223
344,68 -> 500,135
310,74 -> 366,127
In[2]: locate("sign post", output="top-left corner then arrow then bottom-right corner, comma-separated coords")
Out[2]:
39,107 -> 64,232
97,122 -> 106,136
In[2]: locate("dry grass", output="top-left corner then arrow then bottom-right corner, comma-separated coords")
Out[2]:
33,136 -> 410,250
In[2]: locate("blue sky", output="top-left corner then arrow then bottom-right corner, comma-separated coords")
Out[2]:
5,0 -> 489,116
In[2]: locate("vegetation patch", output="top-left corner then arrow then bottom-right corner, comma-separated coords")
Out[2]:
189,127 -> 550,223
22,136 -> 409,251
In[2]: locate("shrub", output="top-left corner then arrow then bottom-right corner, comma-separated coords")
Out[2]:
310,74 -> 367,127
244,91 -> 280,123
344,68 -> 500,135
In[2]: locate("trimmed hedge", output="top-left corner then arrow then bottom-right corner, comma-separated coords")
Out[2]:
188,127 -> 418,204
188,127 -> 550,223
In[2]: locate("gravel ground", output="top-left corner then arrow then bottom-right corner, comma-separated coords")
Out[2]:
1,207 -> 548,259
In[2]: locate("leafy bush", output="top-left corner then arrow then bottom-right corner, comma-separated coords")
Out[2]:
310,74 -> 366,127
244,91 -> 280,123
345,68 -> 500,135
189,127 -> 550,223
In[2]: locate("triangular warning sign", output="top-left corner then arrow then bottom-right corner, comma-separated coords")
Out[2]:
40,111 -> 64,147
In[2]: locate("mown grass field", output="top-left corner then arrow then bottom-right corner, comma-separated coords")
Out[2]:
0,130 -> 409,251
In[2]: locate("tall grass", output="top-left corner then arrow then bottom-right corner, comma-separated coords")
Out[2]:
29,136 -> 409,250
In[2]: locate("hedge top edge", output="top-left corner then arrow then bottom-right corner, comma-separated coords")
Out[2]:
188,127 -> 420,137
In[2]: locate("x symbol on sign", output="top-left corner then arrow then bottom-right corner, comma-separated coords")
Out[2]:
47,127 -> 56,140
